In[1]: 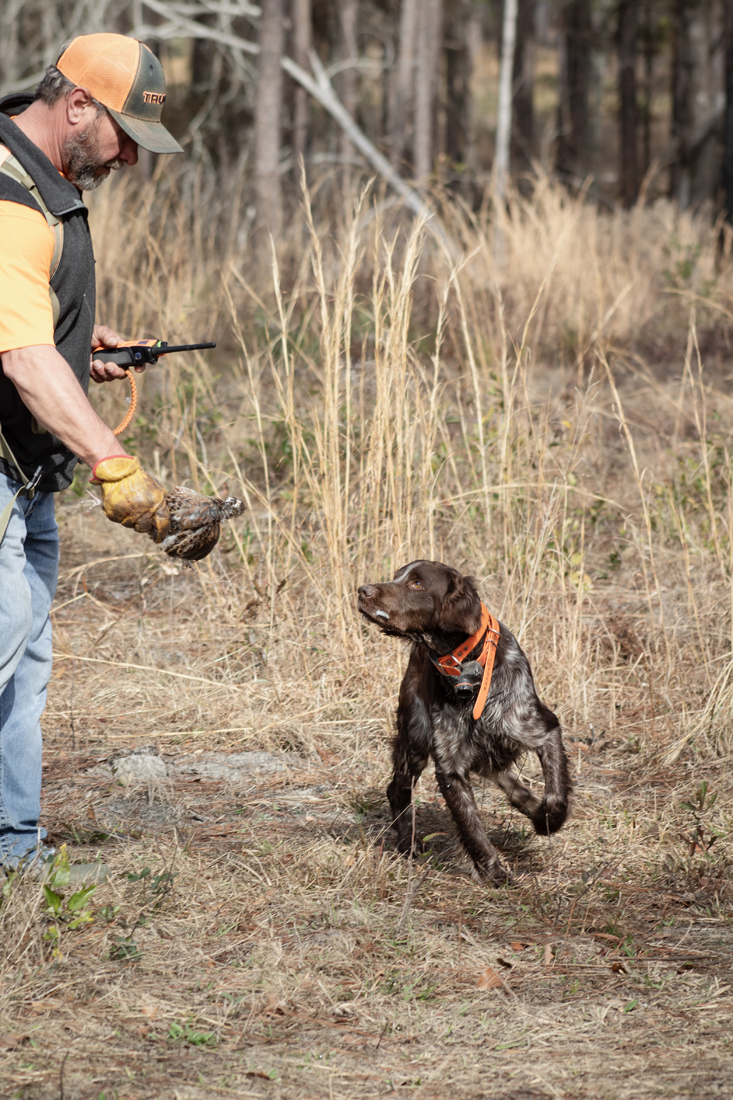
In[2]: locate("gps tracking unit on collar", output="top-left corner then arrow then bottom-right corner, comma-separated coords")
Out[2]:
429,604 -> 501,720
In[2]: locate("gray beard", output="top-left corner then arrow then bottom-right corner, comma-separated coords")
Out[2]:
62,122 -> 125,191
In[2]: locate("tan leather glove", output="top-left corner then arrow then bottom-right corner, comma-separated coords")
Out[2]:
91,455 -> 170,543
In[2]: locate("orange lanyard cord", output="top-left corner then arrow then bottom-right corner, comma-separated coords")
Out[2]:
112,369 -> 138,436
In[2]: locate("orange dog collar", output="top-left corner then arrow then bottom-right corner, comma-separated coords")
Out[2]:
431,603 -> 500,720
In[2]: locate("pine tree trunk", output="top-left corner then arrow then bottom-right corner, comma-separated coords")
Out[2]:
670,0 -> 693,207
414,0 -> 443,185
725,0 -> 733,222
670,0 -> 720,210
390,0 -> 419,167
495,0 -> 518,201
512,0 -> 535,173
292,0 -> 311,165
255,0 -> 285,237
618,0 -> 639,206
641,0 -> 656,177
465,7 -> 482,174
340,0 -> 359,172
556,0 -> 591,183
445,0 -> 470,169
255,0 -> 285,238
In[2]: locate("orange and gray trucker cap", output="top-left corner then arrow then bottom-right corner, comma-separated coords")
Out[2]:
56,33 -> 183,155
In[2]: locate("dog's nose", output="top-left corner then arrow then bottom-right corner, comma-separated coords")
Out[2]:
358,584 -> 377,599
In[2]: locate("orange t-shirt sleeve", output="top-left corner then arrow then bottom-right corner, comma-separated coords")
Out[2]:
0,198 -> 55,353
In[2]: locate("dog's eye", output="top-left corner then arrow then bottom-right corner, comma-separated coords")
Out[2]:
409,581 -> 423,590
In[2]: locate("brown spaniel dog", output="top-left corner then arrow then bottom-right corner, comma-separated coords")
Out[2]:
358,560 -> 571,883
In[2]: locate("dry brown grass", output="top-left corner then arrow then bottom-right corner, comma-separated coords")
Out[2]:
1,175 -> 733,1098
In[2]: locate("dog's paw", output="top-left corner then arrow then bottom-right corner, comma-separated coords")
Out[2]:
472,861 -> 512,886
531,797 -> 569,836
396,835 -> 424,858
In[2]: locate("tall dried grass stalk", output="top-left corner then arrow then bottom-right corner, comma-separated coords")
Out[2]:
78,170 -> 733,756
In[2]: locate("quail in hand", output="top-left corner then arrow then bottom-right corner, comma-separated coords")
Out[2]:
161,486 -> 245,561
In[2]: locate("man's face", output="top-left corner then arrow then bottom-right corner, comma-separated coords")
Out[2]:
62,107 -> 139,191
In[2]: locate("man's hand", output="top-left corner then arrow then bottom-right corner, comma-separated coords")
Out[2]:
90,325 -> 147,383
91,456 -> 170,542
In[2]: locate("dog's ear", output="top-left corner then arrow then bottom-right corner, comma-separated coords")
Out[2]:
437,572 -> 482,635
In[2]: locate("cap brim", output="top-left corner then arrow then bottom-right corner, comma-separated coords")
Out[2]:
108,107 -> 184,154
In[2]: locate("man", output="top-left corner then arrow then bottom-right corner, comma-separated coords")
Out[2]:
0,33 -> 182,871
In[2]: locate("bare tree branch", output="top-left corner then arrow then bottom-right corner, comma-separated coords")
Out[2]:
138,0 -> 259,52
135,1 -> 439,228
286,50 -> 430,221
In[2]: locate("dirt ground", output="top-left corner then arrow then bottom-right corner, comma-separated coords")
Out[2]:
3,345 -> 733,1100
2,734 -> 732,1100
1,533 -> 732,1100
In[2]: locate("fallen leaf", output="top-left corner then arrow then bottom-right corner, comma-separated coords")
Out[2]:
317,749 -> 341,765
0,1034 -> 26,1050
542,944 -> 554,966
593,932 -> 622,944
252,888 -> 277,906
476,966 -> 503,990
263,994 -> 286,1016
509,941 -> 526,952
86,804 -> 97,822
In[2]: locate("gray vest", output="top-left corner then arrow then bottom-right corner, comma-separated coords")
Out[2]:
0,94 -> 96,492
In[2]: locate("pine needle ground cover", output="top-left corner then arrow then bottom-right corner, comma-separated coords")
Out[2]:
2,179 -> 733,1099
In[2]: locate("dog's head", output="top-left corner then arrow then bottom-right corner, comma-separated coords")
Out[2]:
357,560 -> 482,642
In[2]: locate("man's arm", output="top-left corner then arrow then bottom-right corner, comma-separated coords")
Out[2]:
1,344 -> 128,468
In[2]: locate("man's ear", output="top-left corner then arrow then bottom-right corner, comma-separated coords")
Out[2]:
437,573 -> 482,634
65,87 -> 95,125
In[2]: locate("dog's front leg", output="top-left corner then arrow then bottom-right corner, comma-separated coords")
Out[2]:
435,769 -> 510,884
387,695 -> 430,856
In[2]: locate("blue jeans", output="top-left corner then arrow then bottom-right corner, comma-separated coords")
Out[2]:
0,470 -> 58,867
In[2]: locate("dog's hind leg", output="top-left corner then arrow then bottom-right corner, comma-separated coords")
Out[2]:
495,767 -> 544,820
533,726 -> 572,834
496,727 -> 571,835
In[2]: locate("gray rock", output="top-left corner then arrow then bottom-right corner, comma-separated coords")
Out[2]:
172,751 -> 299,783
111,753 -> 167,785
89,748 -> 302,786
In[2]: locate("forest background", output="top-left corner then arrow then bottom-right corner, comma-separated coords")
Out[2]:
1,3 -> 733,1100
